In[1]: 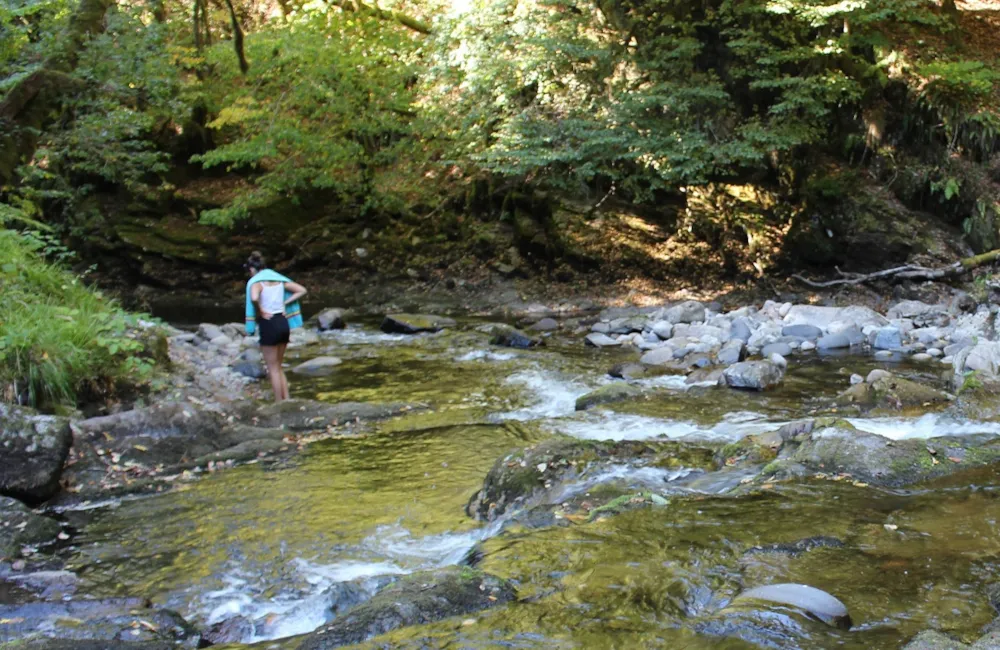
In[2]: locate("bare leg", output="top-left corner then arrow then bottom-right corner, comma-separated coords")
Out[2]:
261,345 -> 284,402
276,342 -> 290,400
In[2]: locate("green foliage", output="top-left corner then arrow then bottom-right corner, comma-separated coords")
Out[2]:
191,8 -> 426,226
0,225 -> 160,407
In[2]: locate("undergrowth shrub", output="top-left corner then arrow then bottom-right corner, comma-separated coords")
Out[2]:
0,226 -> 164,409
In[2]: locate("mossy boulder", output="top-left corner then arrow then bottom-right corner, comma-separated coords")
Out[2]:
466,437 -> 717,521
774,421 -> 1000,487
0,496 -> 61,559
0,404 -> 72,504
901,630 -> 971,650
835,373 -> 952,412
380,314 -> 457,334
294,567 -> 515,649
575,382 -> 643,411
486,324 -> 542,349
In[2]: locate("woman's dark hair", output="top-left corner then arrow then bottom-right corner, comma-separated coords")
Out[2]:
244,251 -> 266,273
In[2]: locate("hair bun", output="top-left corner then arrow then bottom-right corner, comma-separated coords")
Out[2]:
247,251 -> 266,269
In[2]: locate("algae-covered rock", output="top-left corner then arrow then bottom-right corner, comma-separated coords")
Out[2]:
575,382 -> 643,411
234,399 -> 419,430
294,567 -> 515,649
783,422 -> 1000,487
0,496 -> 61,559
902,631 -> 971,650
487,324 -> 542,349
380,313 -> 456,334
466,438 -> 717,521
0,404 -> 72,504
835,373 -> 952,411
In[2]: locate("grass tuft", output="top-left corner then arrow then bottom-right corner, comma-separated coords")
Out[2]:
0,229 -> 163,409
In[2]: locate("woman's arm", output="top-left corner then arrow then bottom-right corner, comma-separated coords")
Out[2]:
284,281 -> 307,305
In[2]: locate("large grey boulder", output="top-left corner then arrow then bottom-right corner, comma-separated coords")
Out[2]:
316,308 -> 346,331
723,361 -> 784,391
294,568 -> 515,649
817,327 -> 864,351
953,342 -> 1000,385
871,327 -> 903,350
887,300 -> 952,327
640,346 -> 677,365
0,405 -> 72,504
380,314 -> 456,334
716,340 -> 746,366
781,324 -> 822,339
665,300 -> 706,324
0,496 -> 60,558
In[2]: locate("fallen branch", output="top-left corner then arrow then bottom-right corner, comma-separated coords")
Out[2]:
792,248 -> 1000,288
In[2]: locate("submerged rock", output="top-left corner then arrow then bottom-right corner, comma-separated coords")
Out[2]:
204,615 -> 255,645
575,382 -> 643,411
467,438 -> 717,521
0,404 -> 72,504
835,373 -> 952,411
723,361 -> 784,391
902,630 -> 971,650
380,313 -> 456,334
233,399 -> 418,431
0,496 -> 61,558
731,583 -> 851,629
291,356 -> 343,376
294,568 -> 515,649
0,598 -> 202,647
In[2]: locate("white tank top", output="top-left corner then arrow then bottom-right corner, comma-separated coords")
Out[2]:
258,283 -> 285,315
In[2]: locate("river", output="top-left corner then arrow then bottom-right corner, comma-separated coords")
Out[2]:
52,316 -> 1000,649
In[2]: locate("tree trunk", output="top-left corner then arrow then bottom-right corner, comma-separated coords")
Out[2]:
0,0 -> 114,187
223,0 -> 248,73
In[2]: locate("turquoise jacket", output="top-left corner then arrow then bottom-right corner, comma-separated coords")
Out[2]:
245,269 -> 304,335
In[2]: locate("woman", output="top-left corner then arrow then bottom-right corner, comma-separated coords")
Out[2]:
244,252 -> 307,401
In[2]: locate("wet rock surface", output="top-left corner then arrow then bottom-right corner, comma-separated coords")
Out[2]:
0,598 -> 202,647
0,497 -> 61,559
380,313 -> 456,334
0,405 -> 72,504
293,568 -> 515,649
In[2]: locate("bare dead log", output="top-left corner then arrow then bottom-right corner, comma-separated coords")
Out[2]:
792,248 -> 1000,287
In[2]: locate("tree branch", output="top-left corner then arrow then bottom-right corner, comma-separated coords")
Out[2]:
328,0 -> 432,35
792,249 -> 1000,287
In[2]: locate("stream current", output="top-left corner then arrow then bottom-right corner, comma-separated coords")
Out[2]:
55,319 -> 1000,648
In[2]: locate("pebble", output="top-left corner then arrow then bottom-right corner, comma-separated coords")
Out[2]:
926,348 -> 943,358
850,374 -> 864,385
911,353 -> 933,362
769,353 -> 788,369
874,350 -> 894,361
800,341 -> 816,352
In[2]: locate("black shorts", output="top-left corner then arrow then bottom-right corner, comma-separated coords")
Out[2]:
258,313 -> 290,346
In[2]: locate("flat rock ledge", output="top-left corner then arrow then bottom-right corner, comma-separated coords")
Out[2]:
61,399 -> 422,500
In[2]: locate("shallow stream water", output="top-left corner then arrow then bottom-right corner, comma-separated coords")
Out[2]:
55,319 -> 1000,648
